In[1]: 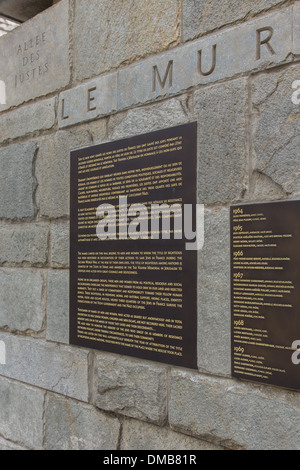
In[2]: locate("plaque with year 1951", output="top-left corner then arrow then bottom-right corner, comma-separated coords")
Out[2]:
231,200 -> 300,391
70,122 -> 198,369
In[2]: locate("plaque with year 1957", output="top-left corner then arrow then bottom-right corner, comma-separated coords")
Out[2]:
231,200 -> 300,391
70,123 -> 198,369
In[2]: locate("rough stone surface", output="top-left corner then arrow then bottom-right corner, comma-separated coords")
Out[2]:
294,2 -> 300,54
73,0 -> 181,81
0,0 -> 299,453
0,437 -> 26,450
183,0 -> 290,41
252,64 -> 300,194
170,371 -> 300,450
195,78 -> 248,204
118,7 -> 292,110
0,0 -> 70,112
0,98 -> 56,142
0,268 -> 45,332
94,353 -> 167,425
36,121 -> 106,218
50,221 -> 69,268
0,142 -> 37,220
197,208 -> 231,376
0,376 -> 44,449
0,332 -> 89,401
121,419 -> 223,450
44,393 -> 121,450
108,97 -> 191,141
46,269 -> 69,344
60,5 -> 293,125
0,223 -> 49,266
246,170 -> 288,201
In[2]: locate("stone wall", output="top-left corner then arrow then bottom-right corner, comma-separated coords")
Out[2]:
0,0 -> 299,451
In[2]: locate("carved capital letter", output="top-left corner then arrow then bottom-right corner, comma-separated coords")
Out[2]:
198,44 -> 217,77
256,27 -> 275,60
152,60 -> 173,92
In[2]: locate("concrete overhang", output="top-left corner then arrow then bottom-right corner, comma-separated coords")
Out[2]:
0,0 -> 53,23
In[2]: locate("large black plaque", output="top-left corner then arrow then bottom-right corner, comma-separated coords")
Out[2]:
70,123 -> 197,369
231,201 -> 300,391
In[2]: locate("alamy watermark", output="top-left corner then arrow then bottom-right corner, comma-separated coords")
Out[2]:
0,341 -> 5,365
96,197 -> 204,251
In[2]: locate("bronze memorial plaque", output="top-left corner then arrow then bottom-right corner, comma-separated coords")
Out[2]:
70,123 -> 198,369
231,201 -> 300,390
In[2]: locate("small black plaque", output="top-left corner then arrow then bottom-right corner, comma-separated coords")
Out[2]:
70,123 -> 198,369
231,201 -> 300,391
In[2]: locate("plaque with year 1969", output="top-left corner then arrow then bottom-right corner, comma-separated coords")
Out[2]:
231,200 -> 300,391
70,122 -> 198,369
